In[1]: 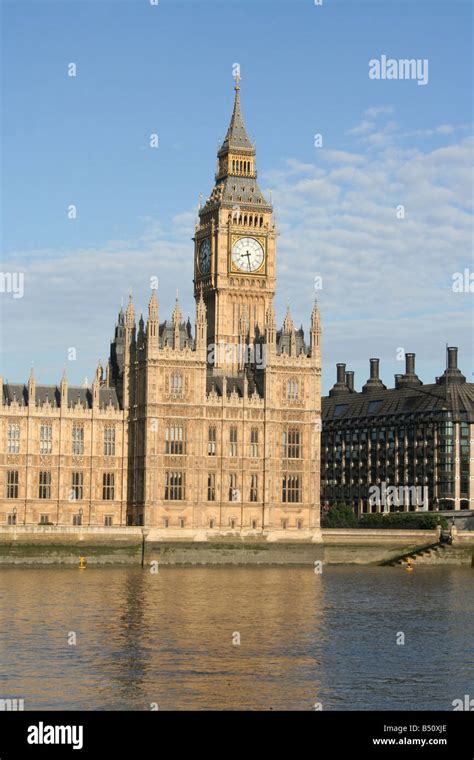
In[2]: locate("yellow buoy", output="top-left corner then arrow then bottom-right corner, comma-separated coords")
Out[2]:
79,556 -> 86,569
405,558 -> 413,572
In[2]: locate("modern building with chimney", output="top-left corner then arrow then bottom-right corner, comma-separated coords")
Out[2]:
321,348 -> 473,514
0,81 -> 322,537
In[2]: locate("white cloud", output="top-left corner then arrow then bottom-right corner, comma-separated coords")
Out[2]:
365,105 -> 394,118
347,120 -> 375,135
320,150 -> 365,164
261,126 -> 472,391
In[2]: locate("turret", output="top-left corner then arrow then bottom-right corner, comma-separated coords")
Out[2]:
28,367 -> 36,407
122,294 -> 136,410
92,361 -> 101,409
125,294 -> 135,329
146,288 -> 159,358
265,301 -> 276,356
282,306 -> 296,356
238,306 -> 249,370
105,360 -> 111,388
195,288 -> 207,357
137,315 -> 146,353
310,299 -> 321,360
60,369 -> 68,407
172,293 -> 182,350
108,304 -> 125,391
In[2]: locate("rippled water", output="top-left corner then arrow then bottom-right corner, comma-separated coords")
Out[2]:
0,565 -> 472,710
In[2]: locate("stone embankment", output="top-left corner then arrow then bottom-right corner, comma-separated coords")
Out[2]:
0,525 -> 472,566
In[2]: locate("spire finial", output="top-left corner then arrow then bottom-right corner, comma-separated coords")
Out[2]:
234,70 -> 241,90
172,292 -> 182,325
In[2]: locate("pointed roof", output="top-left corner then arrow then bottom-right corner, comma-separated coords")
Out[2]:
283,305 -> 294,334
148,288 -> 158,320
197,287 -> 206,320
125,293 -> 135,326
311,299 -> 321,328
219,81 -> 254,155
172,292 -> 182,325
266,301 -> 276,326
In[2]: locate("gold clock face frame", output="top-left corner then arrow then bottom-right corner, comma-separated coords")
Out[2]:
229,235 -> 266,275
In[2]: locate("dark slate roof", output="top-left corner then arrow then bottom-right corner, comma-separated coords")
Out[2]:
219,86 -> 254,154
2,384 -> 27,406
159,320 -> 194,350
277,328 -> 307,357
98,388 -> 120,410
2,384 -> 121,410
322,381 -> 474,424
202,175 -> 271,214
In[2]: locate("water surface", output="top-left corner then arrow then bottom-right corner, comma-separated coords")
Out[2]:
0,565 -> 472,710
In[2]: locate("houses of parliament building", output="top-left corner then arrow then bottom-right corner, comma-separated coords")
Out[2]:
0,80 -> 323,538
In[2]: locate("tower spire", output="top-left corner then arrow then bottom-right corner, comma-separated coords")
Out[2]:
218,77 -> 254,155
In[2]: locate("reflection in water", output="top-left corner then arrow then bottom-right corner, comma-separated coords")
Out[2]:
0,566 -> 472,710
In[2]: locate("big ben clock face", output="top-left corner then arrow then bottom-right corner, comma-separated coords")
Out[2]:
198,239 -> 211,274
231,237 -> 264,273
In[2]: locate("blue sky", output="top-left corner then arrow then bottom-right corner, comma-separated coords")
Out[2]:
1,0 -> 472,393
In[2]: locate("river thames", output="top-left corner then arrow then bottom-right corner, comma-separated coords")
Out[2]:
0,565 -> 472,711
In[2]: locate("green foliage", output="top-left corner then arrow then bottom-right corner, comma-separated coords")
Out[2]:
321,504 -> 358,528
358,512 -> 448,530
321,506 -> 448,530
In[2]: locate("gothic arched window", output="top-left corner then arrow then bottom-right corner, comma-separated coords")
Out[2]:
170,373 -> 183,394
287,379 -> 299,401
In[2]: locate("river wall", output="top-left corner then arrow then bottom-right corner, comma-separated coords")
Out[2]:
0,526 -> 472,566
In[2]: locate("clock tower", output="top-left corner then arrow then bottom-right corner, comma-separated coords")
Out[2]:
194,76 -> 276,370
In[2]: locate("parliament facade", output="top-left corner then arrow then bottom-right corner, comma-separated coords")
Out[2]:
0,82 -> 322,538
